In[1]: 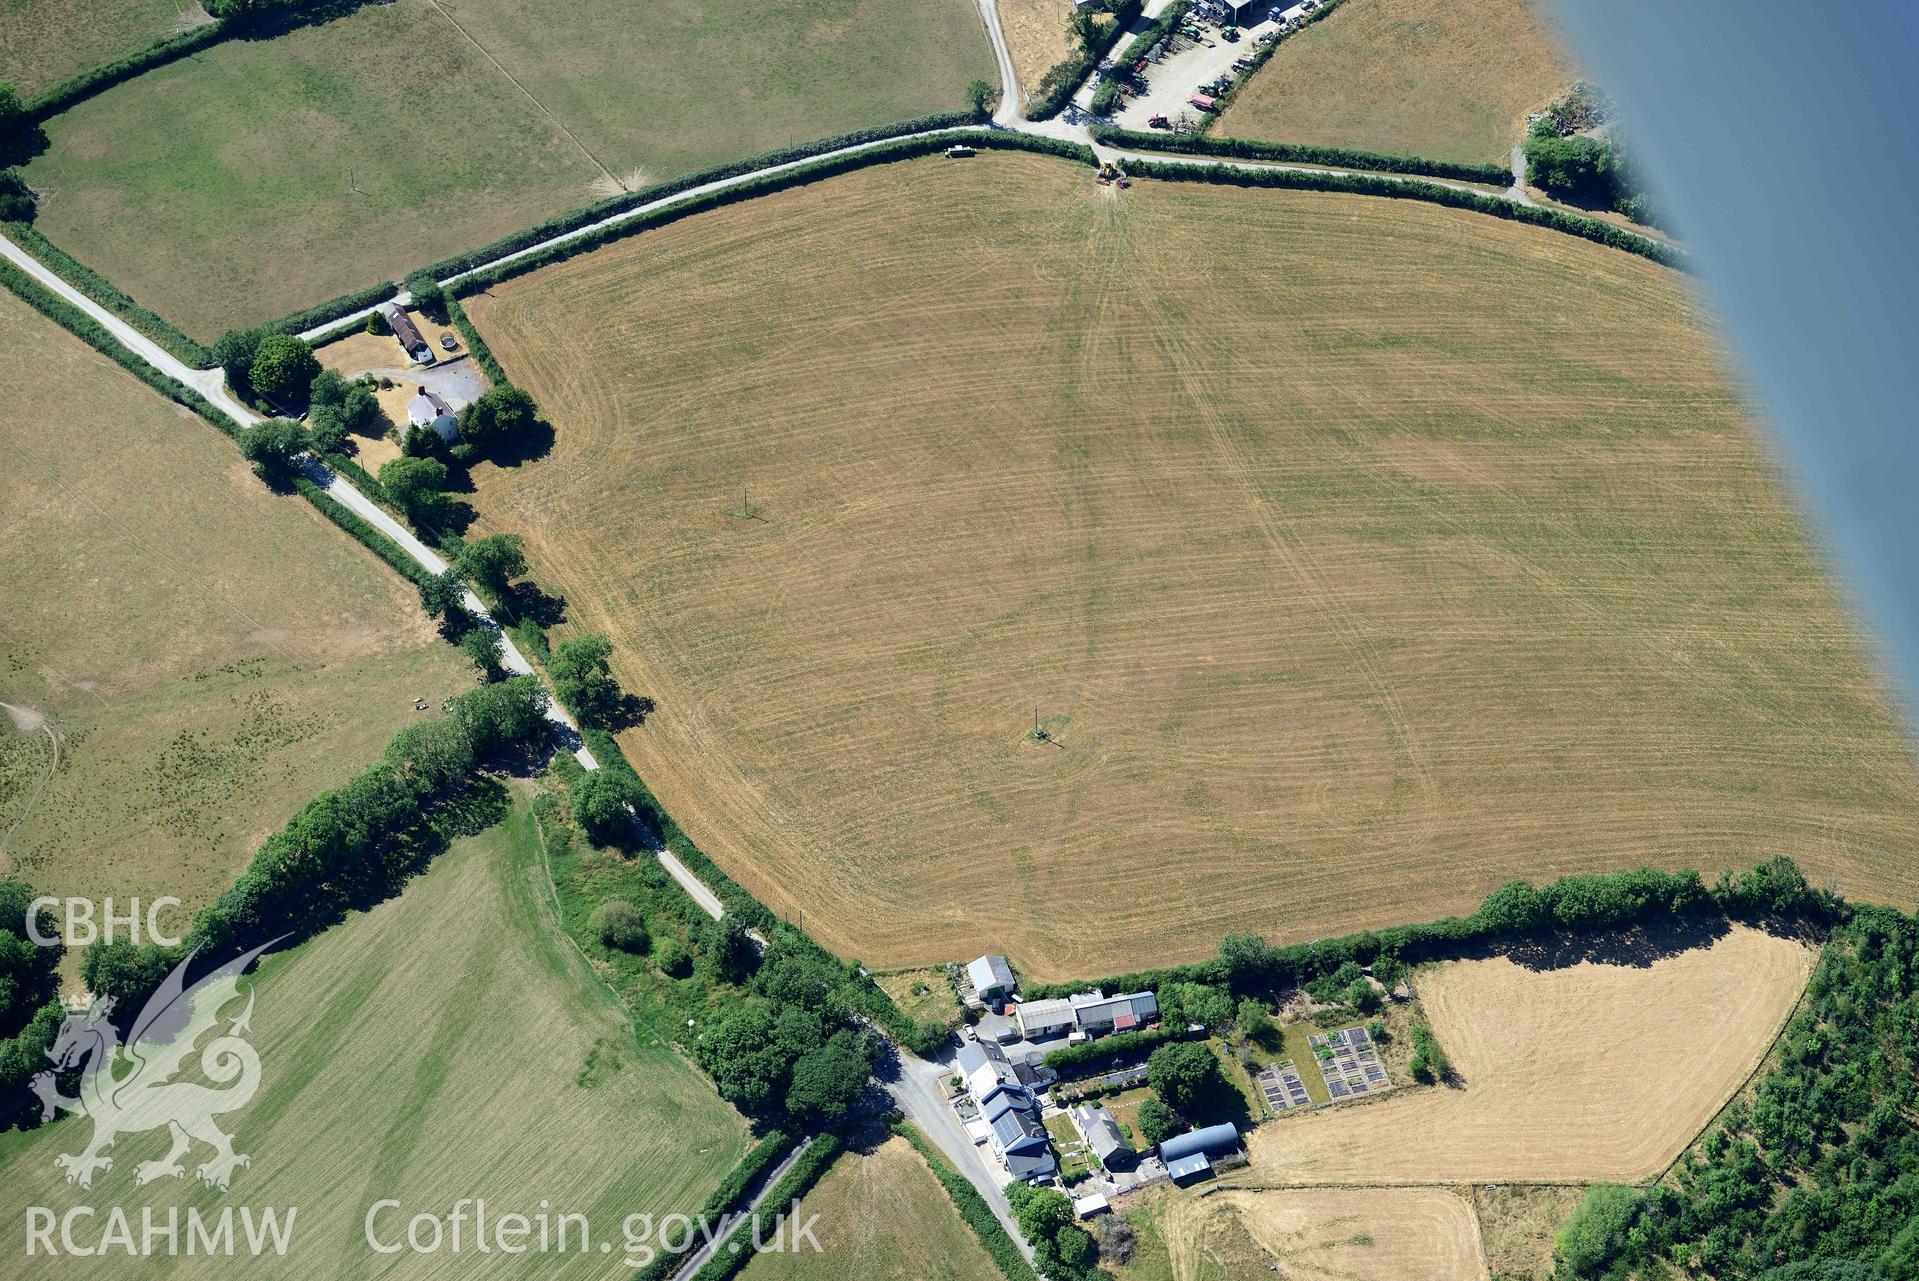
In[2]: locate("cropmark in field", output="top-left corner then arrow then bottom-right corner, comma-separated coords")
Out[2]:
463,151 -> 1919,980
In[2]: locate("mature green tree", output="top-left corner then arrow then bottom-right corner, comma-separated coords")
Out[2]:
80,940 -> 177,1004
403,270 -> 446,321
655,938 -> 693,978
1218,931 -> 1278,993
1235,997 -> 1275,1044
571,769 -> 638,844
213,327 -> 264,385
459,627 -> 505,680
457,386 -> 538,451
418,568 -> 468,625
378,455 -> 449,525
785,1030 -> 873,1122
0,882 -> 62,1037
1554,1184 -> 1642,1277
308,369 -> 382,440
238,417 -> 306,479
966,79 -> 997,116
692,1002 -> 788,1113
590,900 -> 648,953
549,634 -> 624,725
0,169 -> 35,222
702,915 -> 759,985
1006,1183 -> 1098,1281
0,83 -> 24,141
1135,1096 -> 1183,1146
447,675 -> 547,755
456,532 -> 527,598
1523,134 -> 1615,203
1146,1040 -> 1227,1117
248,333 -> 321,402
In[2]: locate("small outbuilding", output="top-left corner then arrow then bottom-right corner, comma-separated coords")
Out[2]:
1070,1102 -> 1134,1171
383,305 -> 435,365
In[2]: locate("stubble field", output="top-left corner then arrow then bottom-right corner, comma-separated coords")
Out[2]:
0,791 -> 750,1278
1236,925 -> 1814,1185
0,286 -> 468,923
21,0 -> 992,338
1217,0 -> 1576,165
464,150 -> 1919,980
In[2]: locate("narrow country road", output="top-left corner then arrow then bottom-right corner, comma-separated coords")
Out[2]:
881,1046 -> 1036,1264
667,1135 -> 817,1281
973,0 -> 1021,123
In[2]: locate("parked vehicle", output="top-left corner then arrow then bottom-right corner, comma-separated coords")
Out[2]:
1189,93 -> 1218,111
1149,113 -> 1172,128
945,144 -> 975,157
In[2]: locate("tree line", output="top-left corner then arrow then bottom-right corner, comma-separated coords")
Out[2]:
1554,904 -> 1918,1279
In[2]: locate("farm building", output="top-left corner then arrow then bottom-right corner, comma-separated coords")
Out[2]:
383,305 -> 434,364
1158,1122 -> 1242,1182
1015,997 -> 1077,1041
1015,989 -> 1161,1041
404,387 -> 460,444
1070,1102 -> 1134,1171
968,954 -> 1016,1001
1070,990 -> 1159,1036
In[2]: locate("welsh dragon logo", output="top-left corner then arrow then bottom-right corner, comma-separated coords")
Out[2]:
30,940 -> 277,1192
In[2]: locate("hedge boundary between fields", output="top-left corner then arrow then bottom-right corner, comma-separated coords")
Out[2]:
0,257 -> 454,599
893,1123 -> 1039,1281
448,131 -> 1094,297
626,1129 -> 799,1281
249,111 -> 988,339
1020,860 -> 1845,1005
0,223 -> 212,365
1024,0 -> 1144,121
686,1133 -> 846,1281
1091,126 -> 1511,184
23,1 -> 374,122
1122,155 -> 1684,267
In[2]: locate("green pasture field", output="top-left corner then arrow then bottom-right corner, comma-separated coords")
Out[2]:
0,789 -> 750,1278
0,0 -> 204,99
20,0 -> 992,340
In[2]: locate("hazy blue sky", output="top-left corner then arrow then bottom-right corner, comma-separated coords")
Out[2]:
1549,0 -> 1919,733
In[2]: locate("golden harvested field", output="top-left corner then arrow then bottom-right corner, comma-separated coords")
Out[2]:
0,792 -> 750,1279
998,0 -> 1076,105
1223,1187 -> 1487,1281
1218,0 -> 1577,165
1237,925 -> 1814,1185
738,1135 -> 1002,1281
0,287 -> 468,926
464,151 -> 1919,980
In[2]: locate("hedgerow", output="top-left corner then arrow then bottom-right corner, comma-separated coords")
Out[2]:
1024,0 -> 1144,121
1,224 -> 210,364
687,1134 -> 846,1281
1043,1026 -> 1176,1075
892,1123 -> 1039,1281
1025,859 -> 1841,1004
1091,126 -> 1511,184
451,132 -> 1092,296
627,1129 -> 799,1281
1121,155 -> 1683,267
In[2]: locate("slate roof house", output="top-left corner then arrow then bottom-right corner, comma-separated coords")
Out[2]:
404,387 -> 459,444
1070,1102 -> 1134,1171
957,1041 -> 1057,1181
383,304 -> 434,365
